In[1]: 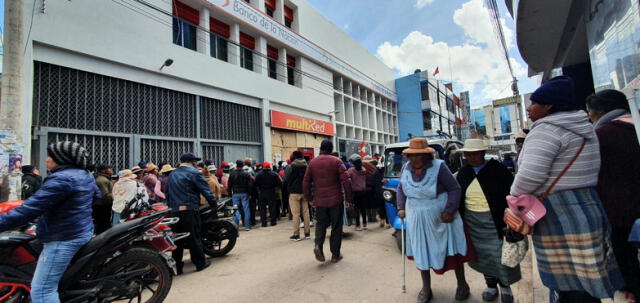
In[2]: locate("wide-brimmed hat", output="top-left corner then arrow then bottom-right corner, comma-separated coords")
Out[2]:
402,138 -> 436,154
144,163 -> 158,172
159,164 -> 176,174
131,166 -> 143,174
459,139 -> 489,152
515,131 -> 527,140
119,169 -> 137,179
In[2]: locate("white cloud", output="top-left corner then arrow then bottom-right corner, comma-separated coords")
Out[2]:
415,0 -> 435,9
377,0 -> 525,105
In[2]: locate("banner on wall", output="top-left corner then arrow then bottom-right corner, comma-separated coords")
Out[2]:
202,0 -> 396,100
271,110 -> 334,136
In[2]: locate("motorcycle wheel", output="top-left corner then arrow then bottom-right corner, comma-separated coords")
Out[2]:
99,248 -> 172,303
202,221 -> 237,257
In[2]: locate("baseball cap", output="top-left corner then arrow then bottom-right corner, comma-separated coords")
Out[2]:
180,152 -> 201,163
263,162 -> 271,169
506,195 -> 547,226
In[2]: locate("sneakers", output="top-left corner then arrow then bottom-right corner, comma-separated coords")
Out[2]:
304,233 -> 311,239
482,287 -> 499,302
244,227 -> 251,231
290,235 -> 301,242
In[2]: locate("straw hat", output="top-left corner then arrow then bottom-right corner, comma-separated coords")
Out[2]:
144,163 -> 158,172
402,138 -> 436,154
159,164 -> 176,174
131,166 -> 143,174
119,169 -> 137,179
459,139 -> 489,152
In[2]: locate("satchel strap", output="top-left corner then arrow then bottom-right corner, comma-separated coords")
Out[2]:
540,139 -> 586,201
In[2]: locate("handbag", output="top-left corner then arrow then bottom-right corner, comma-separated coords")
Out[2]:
501,228 -> 529,268
504,140 -> 587,233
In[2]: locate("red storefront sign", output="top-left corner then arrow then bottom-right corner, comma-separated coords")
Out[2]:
270,110 -> 334,136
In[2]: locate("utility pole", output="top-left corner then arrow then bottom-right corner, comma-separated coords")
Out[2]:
0,0 -> 25,202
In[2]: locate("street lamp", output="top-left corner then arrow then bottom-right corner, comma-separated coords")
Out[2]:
159,59 -> 174,71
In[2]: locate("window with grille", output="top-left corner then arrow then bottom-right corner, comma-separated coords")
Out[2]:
33,62 -> 197,138
48,132 -> 130,172
202,144 -> 225,166
140,139 -> 194,165
199,97 -> 262,143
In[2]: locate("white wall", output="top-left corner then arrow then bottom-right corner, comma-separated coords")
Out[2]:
292,0 -> 396,92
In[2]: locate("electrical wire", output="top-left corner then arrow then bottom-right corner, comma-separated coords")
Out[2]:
483,0 -> 514,79
23,0 -> 37,56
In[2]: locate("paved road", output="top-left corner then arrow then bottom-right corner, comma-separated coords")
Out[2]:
164,218 -> 528,303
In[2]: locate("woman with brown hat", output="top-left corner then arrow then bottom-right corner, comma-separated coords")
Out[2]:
397,137 -> 472,302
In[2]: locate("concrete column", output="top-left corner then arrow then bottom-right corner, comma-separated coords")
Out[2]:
255,0 -> 265,12
275,0 -> 284,24
229,23 -> 241,66
256,36 -> 267,75
277,47 -> 287,82
262,99 -> 272,162
1,0 -> 24,143
197,8 -> 210,56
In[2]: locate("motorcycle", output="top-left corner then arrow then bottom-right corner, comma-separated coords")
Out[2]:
0,206 -> 176,302
199,198 -> 239,257
121,196 -> 239,258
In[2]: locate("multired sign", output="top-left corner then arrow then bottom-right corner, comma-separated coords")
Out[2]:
270,110 -> 334,136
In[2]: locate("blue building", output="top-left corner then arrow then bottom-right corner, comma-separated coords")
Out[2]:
395,70 -> 467,142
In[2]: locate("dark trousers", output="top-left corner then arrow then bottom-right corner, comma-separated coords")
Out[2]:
378,205 -> 388,224
281,187 -> 290,217
250,195 -> 257,225
172,210 -> 206,269
352,191 -> 367,227
315,204 -> 344,257
259,196 -> 278,226
485,275 -> 508,288
92,204 -> 112,234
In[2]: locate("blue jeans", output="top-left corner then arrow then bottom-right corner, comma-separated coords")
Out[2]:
232,193 -> 251,228
112,211 -> 121,226
31,230 -> 93,303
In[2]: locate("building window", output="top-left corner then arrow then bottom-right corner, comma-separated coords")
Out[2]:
241,48 -> 254,71
210,34 -> 228,62
210,18 -> 230,62
240,32 -> 256,71
172,1 -> 199,51
265,0 -> 276,17
284,5 -> 294,28
287,54 -> 296,86
423,111 -> 432,130
267,45 -> 279,80
420,81 -> 429,100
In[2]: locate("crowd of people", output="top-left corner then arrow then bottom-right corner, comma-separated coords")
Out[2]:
2,75 -> 639,303
398,76 -> 640,303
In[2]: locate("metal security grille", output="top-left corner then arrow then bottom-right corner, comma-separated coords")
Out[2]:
200,97 -> 261,142
47,132 -> 130,171
140,139 -> 194,165
202,144 -> 224,165
33,61 -> 197,138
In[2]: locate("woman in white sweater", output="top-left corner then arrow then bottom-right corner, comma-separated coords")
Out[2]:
511,76 -> 624,303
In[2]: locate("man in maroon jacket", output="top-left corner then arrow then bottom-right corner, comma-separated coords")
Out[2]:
303,140 -> 352,263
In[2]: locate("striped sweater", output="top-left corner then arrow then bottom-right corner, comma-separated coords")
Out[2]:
510,110 -> 600,196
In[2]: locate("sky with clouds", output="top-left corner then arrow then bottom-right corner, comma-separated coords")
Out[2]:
307,0 -> 539,108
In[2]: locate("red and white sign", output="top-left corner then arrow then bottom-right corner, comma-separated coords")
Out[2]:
270,110 -> 334,136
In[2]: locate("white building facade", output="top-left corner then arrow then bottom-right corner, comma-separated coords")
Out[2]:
16,0 -> 398,171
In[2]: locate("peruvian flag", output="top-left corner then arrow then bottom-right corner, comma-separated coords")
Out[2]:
433,67 -> 440,76
359,140 -> 367,157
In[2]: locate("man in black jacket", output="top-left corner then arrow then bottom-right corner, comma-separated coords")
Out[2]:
456,139 -> 519,303
254,162 -> 282,227
229,160 -> 253,230
21,165 -> 42,200
285,151 -> 309,241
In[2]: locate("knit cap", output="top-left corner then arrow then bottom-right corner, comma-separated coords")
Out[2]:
47,141 -> 90,169
530,76 -> 576,110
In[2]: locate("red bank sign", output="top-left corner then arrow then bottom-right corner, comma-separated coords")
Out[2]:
271,111 -> 334,136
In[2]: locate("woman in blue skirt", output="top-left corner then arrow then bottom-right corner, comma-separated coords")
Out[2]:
397,137 -> 473,303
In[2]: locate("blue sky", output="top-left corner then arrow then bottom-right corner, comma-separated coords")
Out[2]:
307,0 -> 539,107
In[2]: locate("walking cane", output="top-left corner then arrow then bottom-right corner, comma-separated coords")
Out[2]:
401,218 -> 406,293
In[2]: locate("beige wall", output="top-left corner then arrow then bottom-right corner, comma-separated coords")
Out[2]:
270,129 -> 329,163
